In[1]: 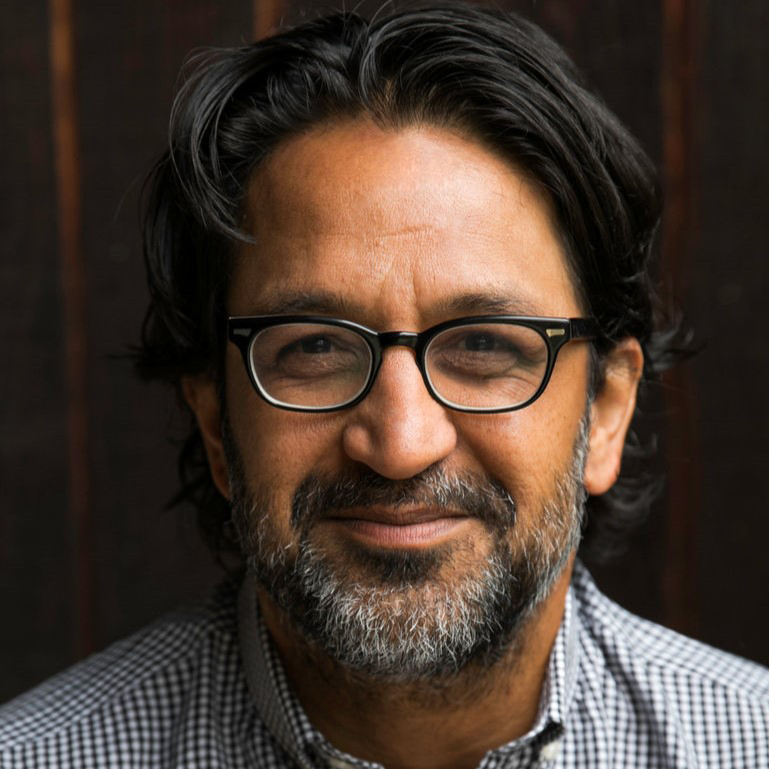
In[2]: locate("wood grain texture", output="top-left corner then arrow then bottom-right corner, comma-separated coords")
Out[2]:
255,0 -> 283,39
0,0 -> 75,702
660,0 -> 703,637
690,0 -> 769,663
73,0 -> 251,651
50,0 -> 94,660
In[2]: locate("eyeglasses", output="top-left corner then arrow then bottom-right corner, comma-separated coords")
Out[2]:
227,315 -> 598,413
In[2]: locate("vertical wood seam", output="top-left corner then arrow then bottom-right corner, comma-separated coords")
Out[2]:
660,0 -> 704,636
254,0 -> 283,41
49,0 -> 93,658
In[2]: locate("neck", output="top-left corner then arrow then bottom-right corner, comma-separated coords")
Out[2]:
258,563 -> 573,769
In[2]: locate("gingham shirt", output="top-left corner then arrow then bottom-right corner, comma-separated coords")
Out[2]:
1,562 -> 768,768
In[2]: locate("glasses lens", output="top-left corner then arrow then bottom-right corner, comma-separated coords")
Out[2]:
248,323 -> 372,409
425,322 -> 549,410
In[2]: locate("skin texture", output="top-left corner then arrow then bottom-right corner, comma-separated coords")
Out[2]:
184,120 -> 642,769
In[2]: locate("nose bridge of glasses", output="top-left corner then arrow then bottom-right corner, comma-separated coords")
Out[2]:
377,331 -> 420,351
370,330 -> 436,408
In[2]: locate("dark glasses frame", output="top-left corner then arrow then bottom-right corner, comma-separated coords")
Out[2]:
227,314 -> 598,413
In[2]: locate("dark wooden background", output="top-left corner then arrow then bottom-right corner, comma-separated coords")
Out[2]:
2,0 -> 767,703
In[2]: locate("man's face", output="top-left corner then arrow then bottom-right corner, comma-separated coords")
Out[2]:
221,121 -> 592,678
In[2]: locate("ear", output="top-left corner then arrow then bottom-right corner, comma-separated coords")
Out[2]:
583,337 -> 643,496
181,375 -> 231,500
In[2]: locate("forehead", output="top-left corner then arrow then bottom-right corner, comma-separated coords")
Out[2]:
231,120 -> 580,323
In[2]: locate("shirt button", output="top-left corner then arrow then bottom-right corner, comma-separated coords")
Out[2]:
539,736 -> 563,762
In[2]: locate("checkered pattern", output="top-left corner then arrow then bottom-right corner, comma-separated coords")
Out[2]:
2,563 -> 768,768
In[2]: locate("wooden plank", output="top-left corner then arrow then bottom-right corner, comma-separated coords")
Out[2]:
255,0 -> 283,39
50,0 -> 94,660
72,0 -> 251,652
660,0 -> 703,637
689,0 -> 769,666
0,0 -> 75,701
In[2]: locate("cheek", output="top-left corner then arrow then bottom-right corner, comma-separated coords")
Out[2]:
458,415 -> 559,501
459,362 -> 589,518
225,362 -> 345,530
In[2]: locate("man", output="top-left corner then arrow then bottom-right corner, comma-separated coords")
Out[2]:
2,4 -> 767,768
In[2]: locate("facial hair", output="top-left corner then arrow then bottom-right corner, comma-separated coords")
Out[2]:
225,414 -> 589,682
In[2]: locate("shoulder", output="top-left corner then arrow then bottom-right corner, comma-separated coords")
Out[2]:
0,579 -> 252,768
571,562 -> 769,766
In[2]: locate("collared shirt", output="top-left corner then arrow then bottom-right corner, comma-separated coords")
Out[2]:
1,562 -> 768,768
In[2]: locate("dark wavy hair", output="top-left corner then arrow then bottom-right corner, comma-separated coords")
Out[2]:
137,3 -> 683,564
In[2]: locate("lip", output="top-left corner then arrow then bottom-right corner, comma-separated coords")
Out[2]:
324,507 -> 473,547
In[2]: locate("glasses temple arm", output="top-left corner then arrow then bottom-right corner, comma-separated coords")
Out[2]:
569,318 -> 599,339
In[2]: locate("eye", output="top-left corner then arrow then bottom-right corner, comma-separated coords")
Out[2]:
426,323 -> 548,380
274,332 -> 360,371
290,335 -> 335,355
254,325 -> 371,383
435,329 -> 523,360
248,322 -> 373,408
459,332 -> 506,352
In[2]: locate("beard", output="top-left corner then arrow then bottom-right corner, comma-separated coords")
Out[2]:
225,415 -> 589,683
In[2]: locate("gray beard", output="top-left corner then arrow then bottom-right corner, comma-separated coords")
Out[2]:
225,415 -> 589,683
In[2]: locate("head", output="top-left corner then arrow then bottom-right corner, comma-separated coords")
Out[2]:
138,4 -> 676,679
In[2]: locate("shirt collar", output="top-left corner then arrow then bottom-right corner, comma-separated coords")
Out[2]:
545,579 -> 581,727
238,568 -> 582,767
238,573 -> 320,768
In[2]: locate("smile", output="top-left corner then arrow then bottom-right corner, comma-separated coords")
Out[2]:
324,508 -> 474,547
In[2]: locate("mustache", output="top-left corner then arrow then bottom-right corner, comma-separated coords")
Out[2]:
290,465 -> 517,532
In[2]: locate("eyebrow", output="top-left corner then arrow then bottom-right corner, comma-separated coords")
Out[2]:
433,291 -> 546,317
246,290 -> 365,316
243,289 -> 547,320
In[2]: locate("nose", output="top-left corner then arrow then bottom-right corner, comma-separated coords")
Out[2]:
341,348 -> 457,479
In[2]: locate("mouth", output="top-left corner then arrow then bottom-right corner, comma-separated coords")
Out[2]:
324,507 -> 474,548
